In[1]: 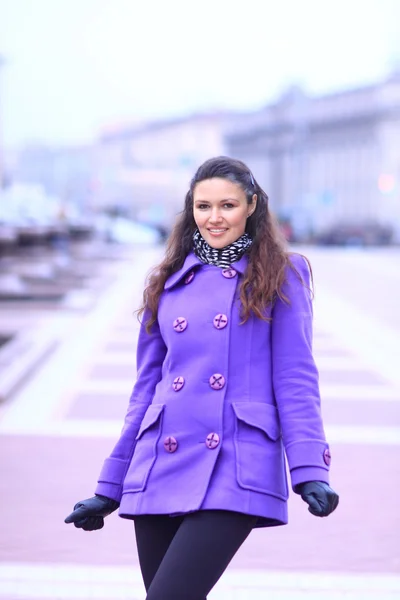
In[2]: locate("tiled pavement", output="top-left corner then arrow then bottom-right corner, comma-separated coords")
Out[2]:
0,246 -> 399,599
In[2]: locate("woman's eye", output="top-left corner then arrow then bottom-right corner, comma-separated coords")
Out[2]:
196,203 -> 235,210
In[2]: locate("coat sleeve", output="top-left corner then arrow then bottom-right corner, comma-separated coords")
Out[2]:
94,308 -> 167,502
271,253 -> 330,491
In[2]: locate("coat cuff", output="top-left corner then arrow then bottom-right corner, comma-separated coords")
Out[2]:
94,481 -> 122,503
285,439 -> 331,491
290,466 -> 330,492
95,457 -> 129,502
97,457 -> 128,485
285,439 -> 331,470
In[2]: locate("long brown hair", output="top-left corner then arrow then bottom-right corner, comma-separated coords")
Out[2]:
138,156 -> 311,331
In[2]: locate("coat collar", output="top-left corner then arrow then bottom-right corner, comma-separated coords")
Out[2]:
164,252 -> 249,290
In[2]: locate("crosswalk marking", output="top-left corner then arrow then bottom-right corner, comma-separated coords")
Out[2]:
71,378 -> 400,400
91,351 -> 378,373
1,416 -> 399,444
1,248 -> 399,600
0,563 -> 399,600
313,288 -> 400,389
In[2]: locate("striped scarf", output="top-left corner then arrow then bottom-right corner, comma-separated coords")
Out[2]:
192,229 -> 252,269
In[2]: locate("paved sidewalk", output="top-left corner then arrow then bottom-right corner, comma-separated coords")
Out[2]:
0,246 -> 399,599
1,564 -> 399,599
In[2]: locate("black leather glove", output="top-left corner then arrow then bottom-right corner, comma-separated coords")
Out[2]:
64,494 -> 120,531
295,481 -> 339,517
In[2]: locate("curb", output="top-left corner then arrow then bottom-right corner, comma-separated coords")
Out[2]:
0,330 -> 58,402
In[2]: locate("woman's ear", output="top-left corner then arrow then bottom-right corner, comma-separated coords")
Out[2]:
248,194 -> 257,217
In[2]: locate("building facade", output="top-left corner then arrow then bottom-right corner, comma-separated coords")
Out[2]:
13,143 -> 97,209
10,74 -> 400,238
9,112 -> 243,227
225,73 -> 400,237
96,111 -> 243,226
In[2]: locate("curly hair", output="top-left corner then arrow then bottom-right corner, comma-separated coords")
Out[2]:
137,156 -> 311,331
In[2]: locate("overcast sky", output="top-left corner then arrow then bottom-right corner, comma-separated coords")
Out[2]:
0,0 -> 399,147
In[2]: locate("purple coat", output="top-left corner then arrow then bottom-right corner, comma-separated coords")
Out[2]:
95,252 -> 331,527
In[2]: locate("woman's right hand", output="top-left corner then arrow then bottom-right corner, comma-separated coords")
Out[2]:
64,494 -> 120,531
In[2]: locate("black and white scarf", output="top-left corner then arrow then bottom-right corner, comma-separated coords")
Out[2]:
192,229 -> 252,268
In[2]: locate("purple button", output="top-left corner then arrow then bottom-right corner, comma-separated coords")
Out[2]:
209,373 -> 225,390
213,314 -> 228,330
164,436 -> 178,453
173,376 -> 185,391
323,448 -> 331,466
222,268 -> 237,279
184,271 -> 195,284
173,317 -> 188,332
206,433 -> 220,449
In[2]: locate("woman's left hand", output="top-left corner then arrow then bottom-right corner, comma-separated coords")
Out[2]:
296,481 -> 339,517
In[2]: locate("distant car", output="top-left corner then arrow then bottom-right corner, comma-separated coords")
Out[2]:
314,222 -> 393,246
95,215 -> 163,245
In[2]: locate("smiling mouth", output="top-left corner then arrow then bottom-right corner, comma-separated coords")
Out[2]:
208,229 -> 228,233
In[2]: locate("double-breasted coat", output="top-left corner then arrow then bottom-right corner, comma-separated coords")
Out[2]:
95,252 -> 331,527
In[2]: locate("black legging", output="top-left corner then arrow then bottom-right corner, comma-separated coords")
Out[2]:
134,510 -> 257,600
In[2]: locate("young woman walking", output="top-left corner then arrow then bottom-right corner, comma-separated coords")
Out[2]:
65,156 -> 339,600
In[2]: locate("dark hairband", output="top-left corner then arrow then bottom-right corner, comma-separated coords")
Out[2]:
249,172 -> 255,186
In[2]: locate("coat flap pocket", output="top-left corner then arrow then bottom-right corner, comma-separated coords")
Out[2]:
232,402 -> 281,441
136,403 -> 165,440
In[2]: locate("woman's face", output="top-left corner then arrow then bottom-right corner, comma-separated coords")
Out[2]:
193,178 -> 256,249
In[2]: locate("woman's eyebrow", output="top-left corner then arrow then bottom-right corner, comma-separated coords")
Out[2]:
194,198 -> 240,203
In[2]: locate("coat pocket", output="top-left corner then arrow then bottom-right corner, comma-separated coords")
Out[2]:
232,402 -> 288,500
123,403 -> 165,493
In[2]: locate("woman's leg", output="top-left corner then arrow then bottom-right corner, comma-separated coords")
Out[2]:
134,514 -> 184,591
145,510 -> 257,600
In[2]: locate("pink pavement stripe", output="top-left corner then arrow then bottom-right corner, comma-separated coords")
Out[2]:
1,436 -> 399,573
87,362 -> 388,387
322,400 -> 400,427
104,342 -> 136,353
66,393 -> 128,420
315,347 -> 354,357
313,331 -> 333,339
65,393 -> 400,427
88,363 -> 136,379
318,369 -> 388,386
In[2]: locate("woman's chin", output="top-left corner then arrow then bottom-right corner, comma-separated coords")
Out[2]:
203,232 -> 230,249
207,239 -> 227,249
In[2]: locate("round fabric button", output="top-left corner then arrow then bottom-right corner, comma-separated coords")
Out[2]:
173,317 -> 188,332
213,314 -> 228,330
323,448 -> 331,466
209,374 -> 225,390
205,433 -> 220,449
172,376 -> 185,391
184,271 -> 195,284
222,268 -> 237,279
164,436 -> 178,453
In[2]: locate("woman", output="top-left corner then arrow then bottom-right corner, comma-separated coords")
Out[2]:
65,156 -> 339,600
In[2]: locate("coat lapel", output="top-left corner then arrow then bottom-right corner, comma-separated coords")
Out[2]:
164,253 -> 203,290
164,251 -> 249,290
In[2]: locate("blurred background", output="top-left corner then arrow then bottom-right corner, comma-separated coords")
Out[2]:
0,1 -> 399,599
1,0 -> 400,246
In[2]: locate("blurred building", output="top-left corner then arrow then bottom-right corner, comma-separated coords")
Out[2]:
10,143 -> 97,210
96,111 -> 244,226
9,112 -> 245,228
10,72 -> 400,239
225,72 -> 400,237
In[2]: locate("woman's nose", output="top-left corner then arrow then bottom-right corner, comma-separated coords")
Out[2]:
209,208 -> 222,222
